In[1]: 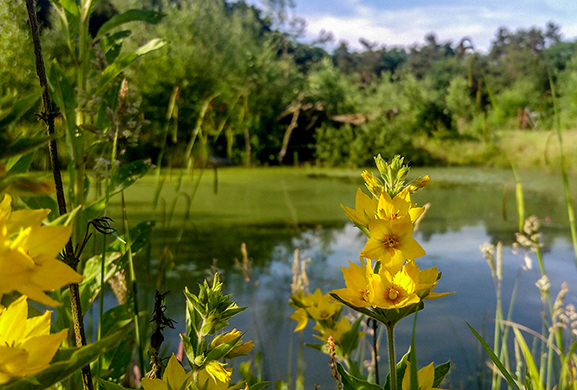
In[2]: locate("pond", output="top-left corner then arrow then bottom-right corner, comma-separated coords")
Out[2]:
106,166 -> 577,389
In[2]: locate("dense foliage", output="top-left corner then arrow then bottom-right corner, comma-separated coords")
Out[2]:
4,0 -> 577,167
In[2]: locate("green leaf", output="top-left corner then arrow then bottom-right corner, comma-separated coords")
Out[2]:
0,136 -> 51,160
249,382 -> 271,390
384,349 -> 410,390
433,361 -> 451,388
94,9 -> 164,40
108,220 -> 155,254
0,90 -> 42,130
94,39 -> 166,95
205,333 -> 243,362
98,379 -> 127,390
337,363 -> 383,390
303,343 -> 325,352
6,153 -> 34,174
0,329 -> 126,390
467,322 -> 521,390
180,334 -> 195,366
341,316 -> 363,356
511,326 -> 543,390
57,0 -> 80,16
109,159 -> 151,195
49,61 -> 80,161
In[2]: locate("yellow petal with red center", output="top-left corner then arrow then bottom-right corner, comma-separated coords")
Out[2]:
20,330 -> 67,375
378,188 -> 411,221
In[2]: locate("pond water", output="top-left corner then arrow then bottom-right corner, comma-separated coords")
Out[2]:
107,166 -> 577,389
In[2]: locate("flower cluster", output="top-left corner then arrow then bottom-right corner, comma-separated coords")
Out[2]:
334,155 -> 452,320
290,288 -> 361,346
0,296 -> 68,384
0,194 -> 83,307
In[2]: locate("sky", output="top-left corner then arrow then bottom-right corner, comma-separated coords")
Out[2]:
258,0 -> 577,52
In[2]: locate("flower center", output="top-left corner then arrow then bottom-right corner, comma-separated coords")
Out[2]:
383,234 -> 400,249
360,288 -> 371,303
388,287 -> 399,301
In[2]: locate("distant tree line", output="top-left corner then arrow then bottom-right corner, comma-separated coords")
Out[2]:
3,0 -> 577,167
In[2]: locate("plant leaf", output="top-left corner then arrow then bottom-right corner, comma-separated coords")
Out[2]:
467,322 -> 521,390
94,39 -> 166,95
94,9 -> 164,40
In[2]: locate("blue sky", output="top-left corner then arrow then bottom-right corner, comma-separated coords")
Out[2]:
259,0 -> 577,52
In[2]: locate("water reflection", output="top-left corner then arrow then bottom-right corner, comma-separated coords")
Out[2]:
111,167 -> 577,389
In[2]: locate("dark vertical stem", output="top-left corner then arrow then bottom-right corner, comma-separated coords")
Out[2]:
23,1 -> 93,389
373,319 -> 380,385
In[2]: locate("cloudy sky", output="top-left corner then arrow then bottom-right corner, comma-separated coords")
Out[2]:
265,0 -> 577,52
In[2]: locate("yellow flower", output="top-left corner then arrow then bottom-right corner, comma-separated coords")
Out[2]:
406,175 -> 431,194
313,315 -> 363,345
0,194 -> 83,307
402,362 -> 446,390
141,354 -> 192,390
341,189 -> 378,229
332,259 -> 375,308
198,361 -> 232,390
290,308 -> 309,332
404,261 -> 455,301
290,289 -> 341,331
376,188 -> 424,223
361,217 -> 425,274
306,289 -> 341,321
361,171 -> 383,197
0,296 -> 68,384
371,265 -> 420,310
211,329 -> 254,358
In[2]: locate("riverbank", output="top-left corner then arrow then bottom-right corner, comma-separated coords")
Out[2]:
415,128 -> 577,171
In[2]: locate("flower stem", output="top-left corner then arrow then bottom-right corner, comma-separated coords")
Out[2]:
387,324 -> 396,390
372,319 -> 380,385
23,1 -> 93,389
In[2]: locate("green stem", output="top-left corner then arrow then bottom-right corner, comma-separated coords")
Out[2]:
97,232 -> 106,387
121,192 -> 146,377
386,324 -> 396,390
549,72 -> 577,271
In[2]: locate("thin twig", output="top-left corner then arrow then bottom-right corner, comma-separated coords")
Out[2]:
23,1 -> 93,389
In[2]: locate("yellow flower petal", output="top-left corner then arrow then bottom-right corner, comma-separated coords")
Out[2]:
20,330 -> 67,375
163,354 -> 191,390
0,297 -> 70,382
141,377 -> 169,390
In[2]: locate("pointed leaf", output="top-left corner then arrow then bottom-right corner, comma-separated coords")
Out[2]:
467,322 -> 520,390
337,363 -> 383,390
94,39 -> 166,95
0,90 -> 42,129
95,9 -> 164,40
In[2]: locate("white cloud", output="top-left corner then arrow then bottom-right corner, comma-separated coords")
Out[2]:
301,1 -> 577,53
